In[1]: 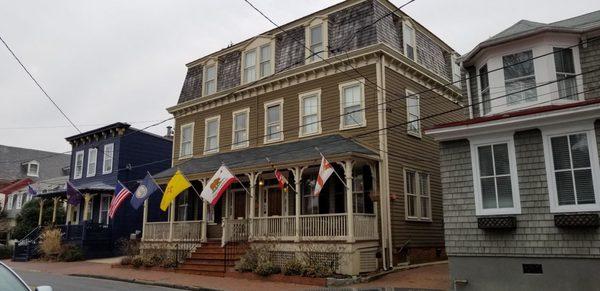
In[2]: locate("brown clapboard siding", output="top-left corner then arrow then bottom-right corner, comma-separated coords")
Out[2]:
172,64 -> 379,166
383,68 -> 467,248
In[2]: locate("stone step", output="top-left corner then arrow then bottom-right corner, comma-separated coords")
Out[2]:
189,253 -> 243,260
175,268 -> 225,277
185,258 -> 236,266
178,263 -> 227,272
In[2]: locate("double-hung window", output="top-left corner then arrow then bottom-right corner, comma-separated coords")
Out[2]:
232,109 -> 249,149
554,47 -> 578,100
102,143 -> 114,174
353,174 -> 368,213
259,44 -> 272,78
265,100 -> 283,143
203,64 -> 217,96
86,148 -> 97,177
27,161 -> 39,177
309,24 -> 324,62
99,195 -> 111,224
503,50 -> 537,105
302,176 -> 319,214
74,150 -> 84,179
243,49 -> 257,84
403,22 -> 416,61
406,89 -> 421,136
404,170 -> 431,220
6,195 -> 13,210
471,138 -> 520,215
299,90 -> 321,137
543,125 -> 600,212
339,80 -> 366,129
179,123 -> 194,158
176,191 -> 189,221
204,116 -> 220,154
479,65 -> 491,115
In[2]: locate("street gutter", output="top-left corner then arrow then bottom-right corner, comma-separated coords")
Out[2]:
69,274 -> 220,291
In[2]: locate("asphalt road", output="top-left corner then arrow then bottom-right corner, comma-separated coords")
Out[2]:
14,269 -> 185,291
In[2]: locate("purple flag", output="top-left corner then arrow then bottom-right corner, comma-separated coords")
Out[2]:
66,181 -> 82,205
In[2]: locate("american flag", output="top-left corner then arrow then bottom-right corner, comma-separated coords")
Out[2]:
109,181 -> 132,219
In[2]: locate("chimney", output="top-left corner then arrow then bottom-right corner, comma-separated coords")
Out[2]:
164,126 -> 173,139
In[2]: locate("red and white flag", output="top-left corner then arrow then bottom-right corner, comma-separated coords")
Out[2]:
274,169 -> 288,190
201,165 -> 236,206
313,156 -> 334,196
109,181 -> 132,219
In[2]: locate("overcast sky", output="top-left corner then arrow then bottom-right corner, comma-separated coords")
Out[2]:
1,0 -> 599,153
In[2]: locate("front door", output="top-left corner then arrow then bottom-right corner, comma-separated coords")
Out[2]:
266,187 -> 282,216
233,190 -> 246,219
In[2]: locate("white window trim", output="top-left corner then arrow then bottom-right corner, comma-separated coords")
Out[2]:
404,169 -> 432,222
405,89 -> 421,138
102,143 -> 114,174
179,122 -> 194,159
26,161 -> 39,177
6,195 -> 13,210
99,194 -> 112,224
298,89 -> 322,138
402,20 -> 417,61
86,148 -> 97,177
264,99 -> 284,144
202,60 -> 218,97
241,40 -> 275,84
232,108 -> 250,150
469,134 -> 521,216
542,121 -> 600,213
339,79 -> 367,130
204,115 -> 221,154
74,150 -> 84,179
305,17 -> 328,64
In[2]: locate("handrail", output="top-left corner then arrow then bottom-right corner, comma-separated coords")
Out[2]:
19,226 -> 41,243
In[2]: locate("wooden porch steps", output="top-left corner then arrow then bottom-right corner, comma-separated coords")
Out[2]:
175,241 -> 248,277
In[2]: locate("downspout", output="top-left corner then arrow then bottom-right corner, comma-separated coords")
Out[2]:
382,55 -> 393,269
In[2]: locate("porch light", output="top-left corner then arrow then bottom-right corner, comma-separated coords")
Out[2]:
258,180 -> 264,186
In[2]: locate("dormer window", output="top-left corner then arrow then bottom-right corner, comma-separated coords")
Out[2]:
502,50 -> 537,105
243,49 -> 257,83
74,151 -> 84,179
305,18 -> 328,63
554,47 -> 578,100
203,63 -> 217,96
403,21 -> 416,61
26,161 -> 39,177
242,40 -> 273,84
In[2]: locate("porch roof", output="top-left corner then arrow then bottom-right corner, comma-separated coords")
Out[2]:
37,181 -> 114,198
154,134 -> 378,181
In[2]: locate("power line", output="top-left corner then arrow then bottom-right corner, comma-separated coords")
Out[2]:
0,33 -> 81,133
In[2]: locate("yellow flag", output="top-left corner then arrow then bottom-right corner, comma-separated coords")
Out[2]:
160,170 -> 192,211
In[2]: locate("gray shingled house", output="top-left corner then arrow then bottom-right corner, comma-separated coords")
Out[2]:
427,10 -> 600,291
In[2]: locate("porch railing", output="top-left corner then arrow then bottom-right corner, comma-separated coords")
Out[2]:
353,213 -> 378,240
143,220 -> 204,242
222,218 -> 248,246
251,216 -> 296,240
300,213 -> 347,241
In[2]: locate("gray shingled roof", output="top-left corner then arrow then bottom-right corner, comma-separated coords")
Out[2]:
463,10 -> 600,63
0,145 -> 70,182
154,134 -> 377,179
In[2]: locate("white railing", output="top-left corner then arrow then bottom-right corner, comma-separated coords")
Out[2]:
222,218 -> 248,246
251,216 -> 296,240
172,220 -> 203,241
142,222 -> 170,241
143,221 -> 204,242
300,213 -> 347,241
353,214 -> 378,241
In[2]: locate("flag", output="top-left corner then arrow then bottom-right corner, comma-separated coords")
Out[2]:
274,169 -> 288,190
200,165 -> 236,206
66,181 -> 82,205
27,185 -> 37,196
130,172 -> 161,210
313,156 -> 334,196
109,181 -> 132,219
160,170 -> 192,211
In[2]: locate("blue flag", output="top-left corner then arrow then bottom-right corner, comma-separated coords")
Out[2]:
66,181 -> 82,205
27,185 -> 37,196
130,173 -> 161,210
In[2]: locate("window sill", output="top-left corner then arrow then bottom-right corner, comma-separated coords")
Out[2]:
554,213 -> 599,228
264,138 -> 284,145
477,216 -> 517,230
298,130 -> 322,139
203,150 -> 219,156
405,217 -> 432,223
178,155 -> 193,160
407,131 -> 422,139
340,123 -> 367,131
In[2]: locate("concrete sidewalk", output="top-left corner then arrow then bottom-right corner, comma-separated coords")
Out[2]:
3,259 -> 450,290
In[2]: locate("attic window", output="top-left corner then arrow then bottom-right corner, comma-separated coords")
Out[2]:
305,18 -> 328,63
26,161 -> 39,177
242,38 -> 274,84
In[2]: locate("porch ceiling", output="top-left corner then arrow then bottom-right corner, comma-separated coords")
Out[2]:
155,134 -> 378,181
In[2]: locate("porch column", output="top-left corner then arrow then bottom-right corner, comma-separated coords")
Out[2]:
290,166 -> 305,242
245,172 -> 260,240
66,203 -> 71,224
168,200 -> 175,242
142,199 -> 148,240
52,197 -> 59,224
82,193 -> 93,222
341,160 -> 355,243
200,178 -> 208,242
37,199 -> 45,226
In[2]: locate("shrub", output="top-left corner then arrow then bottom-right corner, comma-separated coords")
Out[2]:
116,238 -> 139,257
120,256 -> 132,265
142,254 -> 163,268
39,228 -> 62,259
0,245 -> 13,259
161,256 -> 178,269
57,244 -> 83,262
131,255 -> 144,268
254,258 -> 280,276
282,257 -> 304,276
236,248 -> 260,272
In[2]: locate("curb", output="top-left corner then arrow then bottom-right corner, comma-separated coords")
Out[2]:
326,260 -> 448,287
69,273 -> 219,291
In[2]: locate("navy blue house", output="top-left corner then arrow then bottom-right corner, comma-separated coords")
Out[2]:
35,122 -> 172,259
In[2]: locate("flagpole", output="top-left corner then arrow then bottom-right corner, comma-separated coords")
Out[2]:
179,170 -> 203,200
315,148 -> 349,190
265,157 -> 296,194
147,171 -> 164,194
